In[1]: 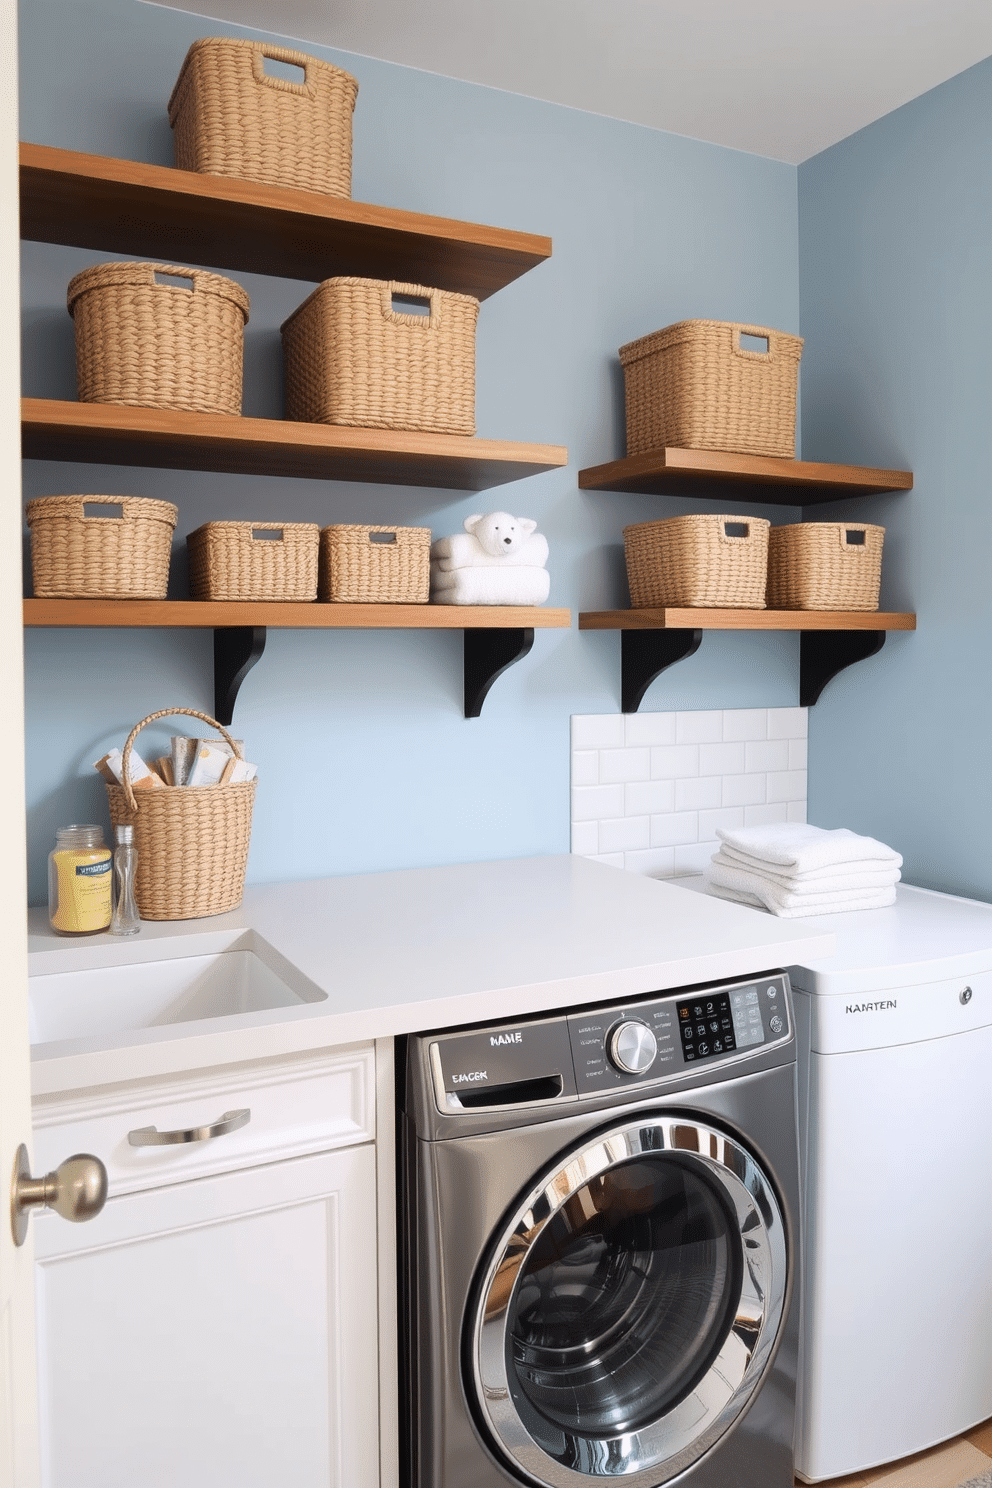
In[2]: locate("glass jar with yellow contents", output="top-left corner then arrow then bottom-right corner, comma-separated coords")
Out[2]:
48,824 -> 112,935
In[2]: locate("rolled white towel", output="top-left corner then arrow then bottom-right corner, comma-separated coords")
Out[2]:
716,822 -> 902,874
710,848 -> 901,893
429,564 -> 551,606
716,841 -> 902,885
706,858 -> 898,913
704,876 -> 898,918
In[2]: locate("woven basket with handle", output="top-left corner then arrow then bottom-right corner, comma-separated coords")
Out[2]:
624,514 -> 770,609
188,521 -> 319,601
104,708 -> 256,921
281,277 -> 479,435
169,37 -> 358,198
319,525 -> 431,603
26,495 -> 177,599
619,320 -> 803,459
768,523 -> 884,610
67,261 -> 250,416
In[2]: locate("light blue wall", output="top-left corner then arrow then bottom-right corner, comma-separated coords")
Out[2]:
798,56 -> 992,901
19,0 -> 803,904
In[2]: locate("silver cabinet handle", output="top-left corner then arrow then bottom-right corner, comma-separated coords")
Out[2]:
11,1143 -> 108,1247
128,1107 -> 251,1147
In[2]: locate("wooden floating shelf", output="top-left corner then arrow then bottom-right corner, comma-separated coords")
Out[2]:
20,143 -> 551,298
24,600 -> 571,722
22,400 -> 568,491
578,608 -> 916,631
24,600 -> 570,630
577,609 -> 916,712
578,448 -> 914,504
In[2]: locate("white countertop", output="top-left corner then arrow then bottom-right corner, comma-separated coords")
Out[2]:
28,855 -> 835,1094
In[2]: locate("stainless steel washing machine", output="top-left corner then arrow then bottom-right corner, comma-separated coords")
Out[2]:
398,971 -> 802,1488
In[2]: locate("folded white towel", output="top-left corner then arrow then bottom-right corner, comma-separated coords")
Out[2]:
716,822 -> 902,873
430,564 -> 550,606
704,877 -> 898,918
716,841 -> 902,885
430,531 -> 549,571
706,858 -> 898,912
710,849 -> 901,894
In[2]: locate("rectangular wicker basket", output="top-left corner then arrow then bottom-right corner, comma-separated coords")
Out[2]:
624,514 -> 770,609
67,261 -> 250,416
281,277 -> 479,435
619,320 -> 803,459
188,521 -> 320,601
26,495 -> 178,599
768,523 -> 884,610
169,37 -> 358,197
105,708 -> 254,921
320,525 -> 431,603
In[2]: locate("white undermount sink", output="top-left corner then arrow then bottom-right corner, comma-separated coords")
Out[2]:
29,948 -> 327,1046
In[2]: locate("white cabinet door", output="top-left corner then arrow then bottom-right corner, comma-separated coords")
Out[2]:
33,1145 -> 380,1488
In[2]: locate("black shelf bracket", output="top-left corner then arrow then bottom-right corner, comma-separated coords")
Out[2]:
621,629 -> 703,713
800,630 -> 886,707
214,626 -> 267,726
464,628 -> 535,717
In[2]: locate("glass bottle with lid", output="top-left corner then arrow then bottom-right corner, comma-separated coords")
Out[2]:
110,823 -> 140,936
48,824 -> 112,935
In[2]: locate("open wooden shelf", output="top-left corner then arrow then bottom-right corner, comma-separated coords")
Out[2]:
578,608 -> 916,712
20,143 -> 551,298
578,448 -> 913,504
25,600 -> 570,630
22,400 -> 568,491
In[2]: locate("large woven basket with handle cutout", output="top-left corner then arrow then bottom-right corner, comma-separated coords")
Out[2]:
104,708 -> 255,921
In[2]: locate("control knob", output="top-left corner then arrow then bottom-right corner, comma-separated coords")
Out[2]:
607,1020 -> 658,1075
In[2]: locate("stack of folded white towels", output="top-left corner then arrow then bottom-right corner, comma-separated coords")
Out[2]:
704,822 -> 902,918
430,510 -> 550,606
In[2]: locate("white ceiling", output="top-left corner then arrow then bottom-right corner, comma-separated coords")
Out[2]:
149,0 -> 992,163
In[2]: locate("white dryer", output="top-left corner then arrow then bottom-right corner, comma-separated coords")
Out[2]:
787,883 -> 992,1481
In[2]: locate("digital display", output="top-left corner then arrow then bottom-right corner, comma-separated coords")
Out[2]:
677,991 -> 737,1063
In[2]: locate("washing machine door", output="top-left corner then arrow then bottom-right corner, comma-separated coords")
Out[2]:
467,1114 -> 788,1487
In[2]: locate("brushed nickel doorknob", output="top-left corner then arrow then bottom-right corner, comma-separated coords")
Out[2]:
10,1143 -> 108,1247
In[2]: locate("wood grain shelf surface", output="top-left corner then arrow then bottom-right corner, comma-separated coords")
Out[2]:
24,599 -> 572,630
578,448 -> 914,503
20,143 -> 551,298
22,400 -> 568,490
578,608 -> 916,631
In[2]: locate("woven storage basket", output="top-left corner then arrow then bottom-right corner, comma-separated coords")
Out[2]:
168,37 -> 358,198
619,320 -> 803,459
281,277 -> 479,435
624,514 -> 770,609
320,525 -> 431,603
188,521 -> 319,601
104,708 -> 255,921
768,522 -> 884,611
26,495 -> 178,599
67,261 -> 250,415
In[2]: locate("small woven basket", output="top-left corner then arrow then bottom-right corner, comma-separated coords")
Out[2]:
768,523 -> 884,610
281,277 -> 479,435
168,37 -> 358,198
104,708 -> 255,921
67,261 -> 250,415
320,525 -> 431,603
624,514 -> 770,609
26,495 -> 178,599
188,522 -> 319,601
619,320 -> 803,459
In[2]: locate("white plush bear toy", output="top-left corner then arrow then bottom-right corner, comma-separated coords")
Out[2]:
430,511 -> 550,605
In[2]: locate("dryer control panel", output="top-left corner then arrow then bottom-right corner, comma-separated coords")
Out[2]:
428,972 -> 792,1111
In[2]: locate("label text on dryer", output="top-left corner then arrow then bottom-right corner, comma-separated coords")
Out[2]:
844,1001 -> 898,1013
490,1032 -> 522,1046
452,1071 -> 489,1082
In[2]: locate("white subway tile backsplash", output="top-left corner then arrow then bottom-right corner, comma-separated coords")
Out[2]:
674,776 -> 722,812
599,815 -> 651,853
676,710 -> 723,744
599,747 -> 650,784
651,744 -> 699,779
626,779 -> 676,815
571,708 -> 808,880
